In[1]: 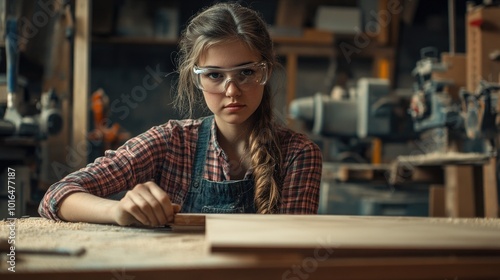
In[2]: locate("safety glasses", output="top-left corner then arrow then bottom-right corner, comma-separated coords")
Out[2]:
193,61 -> 268,94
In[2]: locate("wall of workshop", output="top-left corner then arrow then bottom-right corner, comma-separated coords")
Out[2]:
296,1 -> 470,96
90,44 -> 180,136
88,0 -> 473,162
89,1 -> 279,162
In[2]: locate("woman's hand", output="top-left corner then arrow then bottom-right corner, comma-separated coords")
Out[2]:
112,181 -> 180,227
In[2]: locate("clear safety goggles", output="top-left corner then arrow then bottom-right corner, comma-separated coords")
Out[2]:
193,61 -> 268,94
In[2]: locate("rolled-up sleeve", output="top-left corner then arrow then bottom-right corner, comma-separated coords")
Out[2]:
280,138 -> 323,214
38,126 -> 168,220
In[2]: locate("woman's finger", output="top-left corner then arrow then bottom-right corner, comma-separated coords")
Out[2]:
124,190 -> 154,226
136,187 -> 167,226
144,181 -> 176,223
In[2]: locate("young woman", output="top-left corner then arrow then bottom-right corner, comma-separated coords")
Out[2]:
38,2 -> 322,227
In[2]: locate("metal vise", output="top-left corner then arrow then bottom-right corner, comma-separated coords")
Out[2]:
408,47 -> 463,133
289,78 -> 395,139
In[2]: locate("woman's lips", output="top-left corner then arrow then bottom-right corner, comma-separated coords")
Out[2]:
224,103 -> 245,112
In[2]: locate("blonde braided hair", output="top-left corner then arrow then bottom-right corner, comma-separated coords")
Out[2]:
175,2 -> 283,213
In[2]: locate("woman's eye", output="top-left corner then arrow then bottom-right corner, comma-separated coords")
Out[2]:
206,72 -> 223,80
240,69 -> 255,76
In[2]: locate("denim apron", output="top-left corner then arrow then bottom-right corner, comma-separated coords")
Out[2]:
181,116 -> 256,213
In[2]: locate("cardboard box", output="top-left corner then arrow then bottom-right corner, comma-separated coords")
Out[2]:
315,6 -> 361,34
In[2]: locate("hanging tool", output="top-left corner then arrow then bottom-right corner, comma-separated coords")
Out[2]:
461,81 -> 500,150
2,16 -> 39,137
88,88 -> 131,152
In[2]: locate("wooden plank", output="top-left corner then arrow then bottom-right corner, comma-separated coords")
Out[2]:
72,0 -> 91,169
389,152 -> 490,185
2,217 -> 500,279
92,36 -> 178,45
171,214 -> 205,226
207,215 -> 500,257
272,29 -> 334,45
338,166 -> 374,181
275,0 -> 306,28
285,53 -> 298,108
411,166 -> 444,183
274,45 -> 335,57
389,0 -> 401,47
6,257 -> 500,280
371,138 -> 382,164
483,157 -> 499,218
377,0 -> 390,46
429,185 -> 445,217
445,165 -> 476,217
395,153 -> 490,166
40,2 -> 73,186
432,53 -> 467,100
389,164 -> 444,185
337,164 -> 391,182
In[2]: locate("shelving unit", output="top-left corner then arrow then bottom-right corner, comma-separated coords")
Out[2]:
71,0 -> 400,168
92,36 -> 178,46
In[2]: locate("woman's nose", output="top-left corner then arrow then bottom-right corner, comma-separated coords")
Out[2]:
224,79 -> 241,97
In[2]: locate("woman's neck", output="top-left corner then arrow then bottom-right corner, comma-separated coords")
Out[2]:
214,115 -> 255,145
214,116 -> 255,179
216,122 -> 251,152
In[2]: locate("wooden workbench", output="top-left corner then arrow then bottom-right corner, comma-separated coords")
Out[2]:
325,152 -> 499,219
1,215 -> 500,279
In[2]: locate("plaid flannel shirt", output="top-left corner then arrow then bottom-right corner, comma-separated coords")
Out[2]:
39,117 -> 322,220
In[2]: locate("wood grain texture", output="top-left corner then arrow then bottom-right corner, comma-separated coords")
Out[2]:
206,215 -> 500,257
2,217 -> 500,279
445,165 -> 476,217
429,185 -> 445,217
171,214 -> 205,226
5,257 -> 500,280
72,0 -> 91,169
483,157 -> 499,218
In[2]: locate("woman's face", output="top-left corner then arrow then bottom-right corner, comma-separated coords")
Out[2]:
197,40 -> 265,127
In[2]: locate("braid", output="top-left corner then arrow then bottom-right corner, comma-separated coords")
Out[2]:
175,3 -> 284,213
249,90 -> 282,214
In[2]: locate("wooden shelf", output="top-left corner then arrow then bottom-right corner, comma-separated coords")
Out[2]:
92,36 -> 178,45
272,28 -> 334,46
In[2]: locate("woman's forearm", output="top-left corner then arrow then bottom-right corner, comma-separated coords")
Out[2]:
57,192 -> 118,224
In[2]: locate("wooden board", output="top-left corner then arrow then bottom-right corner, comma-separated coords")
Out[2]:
388,152 -> 490,185
2,217 -> 500,279
429,185 -> 445,217
172,214 -> 205,226
336,163 -> 391,182
206,215 -> 500,257
483,157 -> 499,218
72,0 -> 91,169
394,153 -> 490,166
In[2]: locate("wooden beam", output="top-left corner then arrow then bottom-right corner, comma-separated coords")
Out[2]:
445,165 -> 476,217
483,157 -> 499,218
72,0 -> 91,169
40,2 -> 73,187
429,185 -> 445,217
377,0 -> 390,46
285,53 -> 298,108
275,0 -> 306,28
171,214 -> 205,226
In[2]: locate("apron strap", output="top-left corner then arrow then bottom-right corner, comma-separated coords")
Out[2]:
190,115 -> 214,190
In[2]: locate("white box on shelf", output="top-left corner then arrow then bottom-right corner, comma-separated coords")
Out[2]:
315,6 -> 361,34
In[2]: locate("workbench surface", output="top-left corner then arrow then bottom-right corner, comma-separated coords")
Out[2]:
1,215 -> 500,280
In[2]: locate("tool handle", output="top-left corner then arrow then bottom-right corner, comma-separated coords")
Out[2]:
6,18 -> 19,95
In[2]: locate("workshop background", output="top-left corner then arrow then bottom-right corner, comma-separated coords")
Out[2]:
0,0 -> 499,219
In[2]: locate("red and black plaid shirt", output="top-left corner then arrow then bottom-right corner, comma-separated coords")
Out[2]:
39,118 -> 322,220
